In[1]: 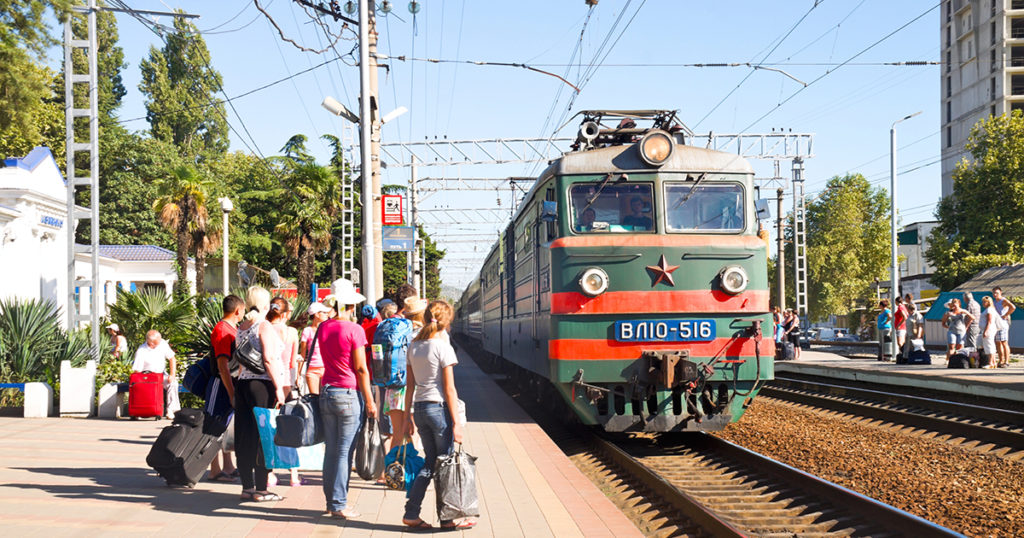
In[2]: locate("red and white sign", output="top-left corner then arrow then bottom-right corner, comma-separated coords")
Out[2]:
382,195 -> 403,225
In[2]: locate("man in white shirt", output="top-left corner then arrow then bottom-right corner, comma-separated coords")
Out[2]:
132,330 -> 177,380
132,330 -> 178,418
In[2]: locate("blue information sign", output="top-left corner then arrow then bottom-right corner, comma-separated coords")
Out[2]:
614,319 -> 716,342
382,226 -> 416,252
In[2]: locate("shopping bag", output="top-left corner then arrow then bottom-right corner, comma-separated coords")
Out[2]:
435,444 -> 480,521
253,407 -> 325,470
384,442 -> 424,493
354,414 -> 385,481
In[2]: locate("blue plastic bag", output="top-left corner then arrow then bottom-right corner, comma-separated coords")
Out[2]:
253,407 -> 325,470
384,442 -> 425,495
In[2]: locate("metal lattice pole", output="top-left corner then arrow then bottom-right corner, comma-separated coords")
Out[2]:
64,0 -> 101,359
341,122 -> 356,285
792,158 -> 808,326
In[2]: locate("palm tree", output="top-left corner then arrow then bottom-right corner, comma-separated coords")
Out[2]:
152,164 -> 217,296
275,161 -> 342,299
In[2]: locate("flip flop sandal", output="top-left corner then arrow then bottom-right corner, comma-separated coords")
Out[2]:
403,519 -> 432,530
442,519 -> 477,530
239,490 -> 256,500
253,492 -> 284,502
331,509 -> 361,519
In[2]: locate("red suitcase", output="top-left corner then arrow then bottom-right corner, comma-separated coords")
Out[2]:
129,372 -> 165,418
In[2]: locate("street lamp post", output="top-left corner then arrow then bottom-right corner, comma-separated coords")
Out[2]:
890,111 -> 921,361
219,197 -> 233,296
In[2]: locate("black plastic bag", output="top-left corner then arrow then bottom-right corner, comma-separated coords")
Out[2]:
435,445 -> 480,520
354,414 -> 385,481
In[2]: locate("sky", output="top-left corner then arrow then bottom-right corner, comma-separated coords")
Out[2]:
55,0 -> 943,291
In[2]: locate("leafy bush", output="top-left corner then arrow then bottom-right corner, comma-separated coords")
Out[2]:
107,287 -> 194,350
0,298 -> 96,386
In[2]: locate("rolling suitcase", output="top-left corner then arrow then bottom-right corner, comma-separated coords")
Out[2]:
146,409 -> 222,487
129,372 -> 164,418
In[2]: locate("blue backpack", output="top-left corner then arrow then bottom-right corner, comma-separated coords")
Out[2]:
371,317 -> 414,387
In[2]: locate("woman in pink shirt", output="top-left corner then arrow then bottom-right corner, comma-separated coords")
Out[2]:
316,280 -> 377,519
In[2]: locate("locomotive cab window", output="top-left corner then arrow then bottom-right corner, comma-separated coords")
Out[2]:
569,182 -> 654,233
664,182 -> 745,233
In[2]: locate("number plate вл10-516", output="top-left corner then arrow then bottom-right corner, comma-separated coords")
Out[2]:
614,319 -> 716,342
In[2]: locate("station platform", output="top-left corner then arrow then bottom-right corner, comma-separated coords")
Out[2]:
0,350 -> 641,537
776,349 -> 1024,402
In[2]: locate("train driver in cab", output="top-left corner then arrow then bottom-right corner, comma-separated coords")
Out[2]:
576,207 -> 597,232
621,196 -> 653,230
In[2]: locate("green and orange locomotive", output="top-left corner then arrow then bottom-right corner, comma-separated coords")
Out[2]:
454,111 -> 773,432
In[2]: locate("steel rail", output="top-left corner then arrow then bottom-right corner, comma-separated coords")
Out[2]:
765,376 -> 1024,453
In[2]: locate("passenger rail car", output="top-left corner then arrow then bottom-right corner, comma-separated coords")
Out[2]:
454,111 -> 773,432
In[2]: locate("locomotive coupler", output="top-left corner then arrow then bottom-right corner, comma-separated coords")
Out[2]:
642,350 -> 697,390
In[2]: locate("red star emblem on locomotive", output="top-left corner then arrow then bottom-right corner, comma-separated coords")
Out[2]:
645,254 -> 679,287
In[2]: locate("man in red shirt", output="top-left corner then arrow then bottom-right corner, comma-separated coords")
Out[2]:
893,296 -> 909,362
206,294 -> 245,482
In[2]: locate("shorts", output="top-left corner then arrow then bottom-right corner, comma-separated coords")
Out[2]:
995,327 -> 1009,342
982,335 -> 997,356
382,386 -> 406,413
946,331 -> 964,346
896,329 -> 907,340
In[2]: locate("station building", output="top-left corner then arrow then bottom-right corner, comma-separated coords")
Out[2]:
0,147 -> 194,324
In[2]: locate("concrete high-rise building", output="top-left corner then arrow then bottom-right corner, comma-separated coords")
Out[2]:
942,0 -> 1024,196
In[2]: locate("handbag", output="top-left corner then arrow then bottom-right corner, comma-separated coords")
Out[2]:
231,324 -> 265,375
384,442 -> 424,492
253,406 -> 325,470
275,391 -> 322,447
354,413 -> 385,481
183,354 -> 215,397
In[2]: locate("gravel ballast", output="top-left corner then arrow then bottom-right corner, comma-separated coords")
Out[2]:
717,398 -> 1024,537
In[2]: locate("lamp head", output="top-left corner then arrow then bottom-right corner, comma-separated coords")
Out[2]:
321,96 -> 360,124
219,197 -> 234,213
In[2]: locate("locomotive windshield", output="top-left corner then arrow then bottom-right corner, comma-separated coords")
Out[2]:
569,182 -> 654,233
664,182 -> 744,232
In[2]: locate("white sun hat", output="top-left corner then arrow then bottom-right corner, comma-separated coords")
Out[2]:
330,278 -> 366,306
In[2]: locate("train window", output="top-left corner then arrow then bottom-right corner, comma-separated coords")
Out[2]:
569,182 -> 655,233
664,183 -> 744,232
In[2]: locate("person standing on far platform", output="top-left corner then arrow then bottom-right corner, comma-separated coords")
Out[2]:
941,299 -> 974,364
963,292 -> 981,350
893,297 -> 908,361
992,286 -> 1016,368
876,300 -> 893,362
903,302 -> 925,359
980,296 -> 1000,368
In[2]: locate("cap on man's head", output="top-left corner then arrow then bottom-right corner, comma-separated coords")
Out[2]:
376,298 -> 394,311
361,305 -> 378,319
307,302 -> 331,315
322,295 -> 339,310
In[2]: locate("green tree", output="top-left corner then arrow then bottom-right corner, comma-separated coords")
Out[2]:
804,173 -> 891,321
152,164 -> 216,297
139,14 -> 228,159
0,1 -> 70,143
925,112 -> 1024,289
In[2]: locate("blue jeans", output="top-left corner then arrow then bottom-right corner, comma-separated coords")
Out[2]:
320,387 -> 363,512
404,401 -> 454,522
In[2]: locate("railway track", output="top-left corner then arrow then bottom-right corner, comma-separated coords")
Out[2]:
762,376 -> 1024,460
463,342 -> 962,536
600,433 -> 960,537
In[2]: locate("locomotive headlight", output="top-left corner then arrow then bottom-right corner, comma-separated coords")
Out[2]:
719,265 -> 748,295
579,267 -> 609,297
638,129 -> 674,166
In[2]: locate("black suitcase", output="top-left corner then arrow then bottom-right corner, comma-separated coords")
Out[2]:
777,341 -> 795,361
906,349 -> 931,365
948,352 -> 969,369
146,409 -> 222,487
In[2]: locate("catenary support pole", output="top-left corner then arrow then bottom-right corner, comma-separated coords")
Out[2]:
776,188 -> 785,311
358,0 -> 377,301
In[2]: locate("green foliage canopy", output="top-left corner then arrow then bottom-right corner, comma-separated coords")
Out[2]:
926,112 -> 1024,290
804,173 -> 891,321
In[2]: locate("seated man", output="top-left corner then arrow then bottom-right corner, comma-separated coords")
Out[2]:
132,330 -> 177,417
576,207 -> 597,231
621,197 -> 653,230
